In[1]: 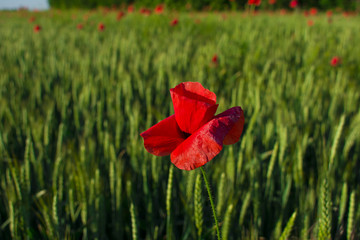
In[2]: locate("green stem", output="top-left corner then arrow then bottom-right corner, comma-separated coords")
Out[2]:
200,167 -> 221,240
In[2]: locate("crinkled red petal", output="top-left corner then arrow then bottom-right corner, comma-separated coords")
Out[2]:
170,107 -> 244,170
170,82 -> 218,134
140,115 -> 186,156
223,107 -> 245,145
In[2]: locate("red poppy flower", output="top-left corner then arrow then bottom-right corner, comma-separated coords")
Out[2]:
212,54 -> 218,65
307,20 -> 314,26
33,25 -> 41,33
269,0 -> 276,4
330,56 -> 341,67
303,10 -> 309,17
140,8 -> 151,16
29,16 -> 35,23
128,5 -> 134,13
140,82 -> 245,170
98,23 -> 105,31
309,8 -> 317,15
248,0 -> 261,6
154,4 -> 164,14
116,11 -> 125,20
326,10 -> 332,17
77,23 -> 83,30
170,18 -> 178,26
289,0 -> 298,8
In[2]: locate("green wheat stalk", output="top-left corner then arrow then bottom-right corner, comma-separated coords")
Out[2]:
318,178 -> 332,240
347,191 -> 355,240
338,183 -> 348,226
216,172 -> 226,216
329,115 -> 345,170
194,173 -> 203,239
222,204 -> 234,240
200,167 -> 221,240
279,211 -> 297,240
166,165 -> 174,240
130,202 -> 138,240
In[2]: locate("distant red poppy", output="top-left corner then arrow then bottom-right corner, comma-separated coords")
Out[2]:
280,9 -> 287,15
140,8 -> 151,16
309,8 -> 317,15
29,16 -> 35,23
330,56 -> 341,67
289,0 -> 298,8
33,25 -> 41,33
154,4 -> 164,14
212,54 -> 218,65
77,24 -> 83,30
248,0 -> 261,6
269,0 -> 276,4
170,18 -> 178,26
116,11 -> 125,20
307,20 -> 314,26
303,11 -> 309,17
326,10 -> 333,17
98,23 -> 105,31
128,5 -> 134,13
140,82 -> 245,171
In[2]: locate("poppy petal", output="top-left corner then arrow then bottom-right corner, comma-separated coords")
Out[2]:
140,115 -> 186,156
223,107 -> 245,145
170,107 -> 244,170
170,82 -> 218,134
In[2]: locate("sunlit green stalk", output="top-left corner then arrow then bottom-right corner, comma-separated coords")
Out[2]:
200,167 -> 220,240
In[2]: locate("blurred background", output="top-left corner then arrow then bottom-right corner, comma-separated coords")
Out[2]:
1,0 -> 359,11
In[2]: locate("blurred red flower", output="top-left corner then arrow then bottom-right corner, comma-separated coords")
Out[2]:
116,11 -> 125,20
307,20 -> 314,26
171,18 -> 178,26
98,23 -> 105,31
309,8 -> 317,15
154,4 -> 164,14
140,8 -> 151,16
77,23 -> 83,30
28,16 -> 35,23
303,10 -> 309,17
326,10 -> 333,17
269,0 -> 276,4
128,5 -> 134,13
33,25 -> 41,33
248,0 -> 261,6
212,54 -> 218,65
330,56 -> 341,67
289,0 -> 298,8
140,82 -> 245,170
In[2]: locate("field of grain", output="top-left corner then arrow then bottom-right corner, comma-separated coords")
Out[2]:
0,9 -> 359,239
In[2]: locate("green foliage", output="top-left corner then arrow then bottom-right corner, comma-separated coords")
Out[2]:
279,211 -> 297,240
0,10 -> 360,239
194,173 -> 203,238
318,178 -> 332,240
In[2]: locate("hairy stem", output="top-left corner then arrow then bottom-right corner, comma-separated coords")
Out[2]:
200,167 -> 221,240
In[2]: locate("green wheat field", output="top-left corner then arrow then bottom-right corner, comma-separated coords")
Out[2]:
0,9 -> 359,239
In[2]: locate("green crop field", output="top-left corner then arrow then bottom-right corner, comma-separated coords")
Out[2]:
0,9 -> 359,239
